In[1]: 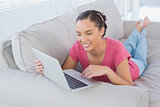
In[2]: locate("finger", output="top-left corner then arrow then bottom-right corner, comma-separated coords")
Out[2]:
36,66 -> 40,72
35,60 -> 40,65
81,65 -> 92,77
81,67 -> 89,76
85,72 -> 91,77
36,69 -> 41,73
85,71 -> 92,77
36,65 -> 42,71
81,70 -> 88,77
37,62 -> 42,66
35,64 -> 40,69
37,69 -> 43,74
35,62 -> 42,66
80,71 -> 85,77
35,60 -> 42,66
34,60 -> 40,63
81,69 -> 86,77
38,66 -> 43,71
81,70 -> 91,78
86,73 -> 94,79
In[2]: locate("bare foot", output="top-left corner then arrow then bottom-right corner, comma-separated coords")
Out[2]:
143,16 -> 151,27
136,17 -> 151,32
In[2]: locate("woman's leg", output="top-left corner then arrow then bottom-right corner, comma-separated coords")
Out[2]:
124,17 -> 150,57
133,28 -> 148,76
123,28 -> 143,57
123,23 -> 148,77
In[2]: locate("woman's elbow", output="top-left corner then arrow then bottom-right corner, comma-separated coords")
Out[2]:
128,81 -> 134,86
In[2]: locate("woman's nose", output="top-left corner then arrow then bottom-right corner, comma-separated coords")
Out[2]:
81,35 -> 88,42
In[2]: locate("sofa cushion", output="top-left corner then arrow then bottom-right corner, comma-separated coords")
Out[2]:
0,39 -> 17,68
123,21 -> 160,40
122,20 -> 160,107
11,0 -> 124,72
0,67 -> 148,107
78,0 -> 124,40
12,9 -> 79,72
0,103 -> 13,107
134,39 -> 160,107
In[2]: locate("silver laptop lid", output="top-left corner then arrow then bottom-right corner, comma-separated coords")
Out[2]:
32,48 -> 70,90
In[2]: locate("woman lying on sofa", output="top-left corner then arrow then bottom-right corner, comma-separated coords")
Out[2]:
35,10 -> 150,86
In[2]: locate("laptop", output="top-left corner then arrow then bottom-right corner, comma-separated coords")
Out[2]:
32,48 -> 100,92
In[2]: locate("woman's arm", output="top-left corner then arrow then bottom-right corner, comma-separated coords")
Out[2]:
62,55 -> 78,70
81,58 -> 133,86
106,58 -> 134,86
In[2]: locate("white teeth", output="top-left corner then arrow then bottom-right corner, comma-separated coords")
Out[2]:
84,44 -> 89,47
83,43 -> 90,48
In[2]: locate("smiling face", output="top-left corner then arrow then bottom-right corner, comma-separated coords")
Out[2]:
76,19 -> 104,52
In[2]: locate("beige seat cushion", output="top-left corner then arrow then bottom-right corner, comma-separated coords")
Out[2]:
0,67 -> 148,107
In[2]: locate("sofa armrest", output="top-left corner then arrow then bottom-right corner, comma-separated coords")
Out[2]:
123,20 -> 160,40
0,39 -> 17,68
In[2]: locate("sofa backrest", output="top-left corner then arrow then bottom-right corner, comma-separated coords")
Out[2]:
11,0 -> 124,72
12,10 -> 79,72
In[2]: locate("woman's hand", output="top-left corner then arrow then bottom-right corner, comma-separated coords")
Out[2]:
34,60 -> 44,74
80,59 -> 134,86
81,65 -> 110,79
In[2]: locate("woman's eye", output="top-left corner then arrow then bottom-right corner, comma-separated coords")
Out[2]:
77,34 -> 81,36
87,33 -> 92,35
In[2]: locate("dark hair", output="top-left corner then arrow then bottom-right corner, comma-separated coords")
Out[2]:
76,10 -> 107,37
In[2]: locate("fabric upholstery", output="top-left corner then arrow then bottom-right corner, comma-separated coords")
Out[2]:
0,67 -> 148,107
0,39 -> 17,68
12,10 -> 79,72
123,21 -> 160,107
11,0 -> 124,73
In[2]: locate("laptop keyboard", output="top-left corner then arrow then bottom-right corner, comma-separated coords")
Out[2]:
64,73 -> 88,89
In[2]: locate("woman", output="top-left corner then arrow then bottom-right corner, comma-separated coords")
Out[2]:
35,10 -> 150,86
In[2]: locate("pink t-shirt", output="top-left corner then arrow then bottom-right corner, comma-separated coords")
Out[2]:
69,37 -> 139,83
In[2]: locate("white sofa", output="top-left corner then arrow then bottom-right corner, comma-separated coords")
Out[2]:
0,0 -> 160,107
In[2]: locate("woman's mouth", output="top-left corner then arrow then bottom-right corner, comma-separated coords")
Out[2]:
82,43 -> 91,48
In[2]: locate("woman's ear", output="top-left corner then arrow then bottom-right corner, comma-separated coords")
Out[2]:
100,27 -> 105,36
